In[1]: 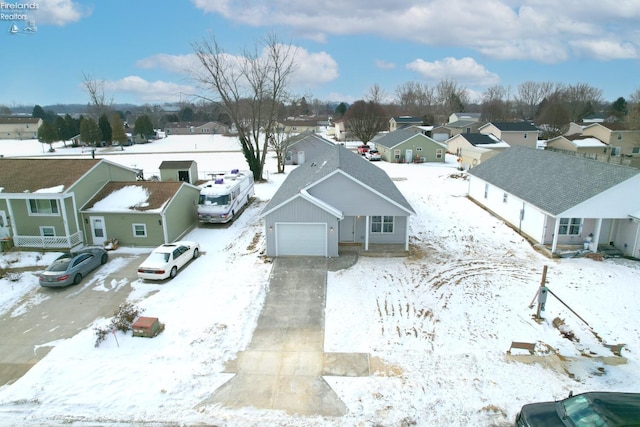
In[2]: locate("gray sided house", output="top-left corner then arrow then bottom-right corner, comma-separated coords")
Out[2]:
0,158 -> 138,250
284,132 -> 335,165
261,145 -> 415,257
479,122 -> 540,148
375,128 -> 446,163
467,147 -> 640,258
81,181 -> 200,247
159,160 -> 199,184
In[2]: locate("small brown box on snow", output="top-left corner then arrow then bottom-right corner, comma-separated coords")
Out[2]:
132,316 -> 160,338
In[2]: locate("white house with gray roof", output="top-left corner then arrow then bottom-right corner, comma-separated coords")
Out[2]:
261,144 -> 415,257
467,147 -> 640,257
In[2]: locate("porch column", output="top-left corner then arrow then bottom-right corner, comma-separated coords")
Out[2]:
405,216 -> 410,251
365,216 -> 369,251
592,218 -> 602,250
551,217 -> 560,253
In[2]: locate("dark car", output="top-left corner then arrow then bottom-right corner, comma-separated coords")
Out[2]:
39,247 -> 109,287
515,391 -> 640,426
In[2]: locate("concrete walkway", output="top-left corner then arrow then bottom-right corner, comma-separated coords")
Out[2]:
201,256 -> 369,416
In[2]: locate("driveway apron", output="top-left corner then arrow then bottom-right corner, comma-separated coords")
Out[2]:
203,257 -> 351,416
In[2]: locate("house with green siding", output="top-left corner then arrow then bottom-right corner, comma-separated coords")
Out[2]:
374,128 -> 446,163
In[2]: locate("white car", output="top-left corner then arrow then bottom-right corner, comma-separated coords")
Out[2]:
365,149 -> 381,161
137,241 -> 200,280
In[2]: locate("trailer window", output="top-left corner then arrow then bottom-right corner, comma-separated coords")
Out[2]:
199,194 -> 230,205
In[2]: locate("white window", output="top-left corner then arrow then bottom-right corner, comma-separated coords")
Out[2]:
617,133 -> 622,140
503,192 -> 508,203
524,133 -> 528,139
632,147 -> 640,154
436,149 -> 443,159
371,215 -> 394,233
394,150 -> 401,160
40,226 -> 55,237
558,218 -> 581,235
132,223 -> 147,237
29,199 -> 59,215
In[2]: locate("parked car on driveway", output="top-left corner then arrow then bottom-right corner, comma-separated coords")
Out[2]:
39,247 -> 109,287
137,241 -> 200,281
365,149 -> 381,161
515,391 -> 640,426
356,144 -> 370,155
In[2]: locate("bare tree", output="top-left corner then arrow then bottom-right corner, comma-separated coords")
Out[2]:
435,79 -> 469,124
625,89 -> 640,130
562,83 -> 604,122
82,72 -> 112,119
395,81 -> 435,119
481,85 -> 513,122
366,83 -> 387,104
515,81 -> 555,120
268,127 -> 293,174
343,100 -> 387,143
191,33 -> 297,181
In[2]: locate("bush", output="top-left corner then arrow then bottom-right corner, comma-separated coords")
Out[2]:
94,302 -> 144,347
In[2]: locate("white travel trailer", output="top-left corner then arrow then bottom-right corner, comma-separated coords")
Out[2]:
197,169 -> 254,224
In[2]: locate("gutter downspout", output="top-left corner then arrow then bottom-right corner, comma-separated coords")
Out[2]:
365,216 -> 369,251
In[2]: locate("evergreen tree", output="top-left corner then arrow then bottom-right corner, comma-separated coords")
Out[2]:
110,113 -> 127,145
54,116 -> 69,146
334,102 -> 348,119
134,115 -> 154,141
38,120 -> 58,151
79,117 -> 102,146
98,113 -> 112,144
32,105 -> 47,121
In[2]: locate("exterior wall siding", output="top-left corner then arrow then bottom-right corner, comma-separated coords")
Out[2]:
163,186 -> 200,242
309,174 -> 408,216
90,212 -> 166,247
264,197 -> 339,257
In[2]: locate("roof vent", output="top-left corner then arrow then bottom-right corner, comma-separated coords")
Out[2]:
214,178 -> 224,184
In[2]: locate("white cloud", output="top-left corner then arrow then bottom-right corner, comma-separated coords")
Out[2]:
104,76 -> 196,103
406,57 -> 500,86
135,54 -> 200,74
33,0 -> 90,26
190,0 -> 640,62
375,60 -> 396,70
570,39 -> 639,60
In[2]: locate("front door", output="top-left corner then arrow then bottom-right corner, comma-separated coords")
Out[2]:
89,216 -> 107,246
178,170 -> 190,182
405,149 -> 413,163
339,217 -> 355,242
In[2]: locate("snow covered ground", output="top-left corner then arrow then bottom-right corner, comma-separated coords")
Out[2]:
0,135 -> 638,426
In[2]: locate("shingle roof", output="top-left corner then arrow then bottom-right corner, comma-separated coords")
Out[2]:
287,131 -> 334,148
0,117 -> 41,125
262,145 -> 414,216
374,128 -> 442,149
159,160 -> 195,169
484,122 -> 539,132
391,116 -> 423,124
82,181 -> 184,212
468,147 -> 640,216
0,158 -> 101,193
460,133 -> 504,146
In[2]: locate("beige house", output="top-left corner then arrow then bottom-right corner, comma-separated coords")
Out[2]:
545,135 -> 607,156
389,116 -> 423,132
0,117 -> 42,140
277,119 -> 321,134
165,121 -> 228,136
446,133 -> 509,169
479,122 -> 539,148
581,123 -> 640,157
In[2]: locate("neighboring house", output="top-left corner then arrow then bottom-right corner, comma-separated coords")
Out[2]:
478,122 -> 540,148
431,125 -> 454,142
284,132 -> 335,165
80,181 -> 200,247
443,120 -> 482,137
278,119 -> 322,134
448,112 -> 481,123
261,144 -> 415,257
389,116 -> 423,132
165,121 -> 229,136
375,128 -> 446,163
545,135 -> 608,156
581,123 -> 640,157
0,117 -> 42,140
159,160 -> 199,184
333,120 -> 350,141
467,146 -> 640,258
0,159 -> 138,250
446,133 -> 510,169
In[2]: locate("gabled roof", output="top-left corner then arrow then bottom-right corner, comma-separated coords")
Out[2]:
480,122 -> 539,132
0,117 -> 41,125
0,158 -> 101,193
390,116 -> 423,124
456,133 -> 508,147
286,131 -> 334,148
374,128 -> 444,149
583,122 -> 629,132
261,145 -> 414,217
82,181 -> 185,212
468,147 -> 640,216
159,160 -> 196,169
447,120 -> 479,129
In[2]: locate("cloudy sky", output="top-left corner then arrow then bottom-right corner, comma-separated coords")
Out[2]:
2,0 -> 639,107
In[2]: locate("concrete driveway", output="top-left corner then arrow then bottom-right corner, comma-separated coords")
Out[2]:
201,255 -> 370,416
0,252 -> 146,386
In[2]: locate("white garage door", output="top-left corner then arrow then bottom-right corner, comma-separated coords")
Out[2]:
276,223 -> 327,256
